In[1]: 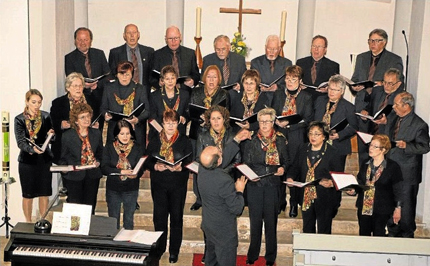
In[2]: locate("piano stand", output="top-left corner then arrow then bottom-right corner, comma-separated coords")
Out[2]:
0,181 -> 14,238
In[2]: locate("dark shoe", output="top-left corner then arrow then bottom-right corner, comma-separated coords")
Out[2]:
289,205 -> 298,218
201,253 -> 206,264
266,261 -> 274,266
168,254 -> 178,263
190,202 -> 202,211
246,259 -> 255,265
135,202 -> 140,210
278,202 -> 287,214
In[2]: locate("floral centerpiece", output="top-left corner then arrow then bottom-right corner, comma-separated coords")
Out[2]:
231,32 -> 250,57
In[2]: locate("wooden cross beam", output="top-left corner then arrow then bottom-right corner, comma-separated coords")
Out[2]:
220,0 -> 261,34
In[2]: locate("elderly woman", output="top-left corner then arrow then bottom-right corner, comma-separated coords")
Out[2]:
229,69 -> 270,134
145,110 -> 193,263
242,107 -> 288,266
60,103 -> 103,214
314,74 -> 358,168
287,121 -> 343,234
101,120 -> 143,230
50,72 -> 98,164
348,134 -> 403,236
14,89 -> 54,222
149,65 -> 190,136
100,60 -> 150,148
272,65 -> 314,216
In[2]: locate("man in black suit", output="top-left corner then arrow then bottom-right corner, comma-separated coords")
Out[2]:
381,92 -> 430,238
251,35 -> 292,104
65,27 -> 111,110
202,35 -> 246,92
150,25 -> 200,91
108,24 -> 154,92
296,35 -> 340,101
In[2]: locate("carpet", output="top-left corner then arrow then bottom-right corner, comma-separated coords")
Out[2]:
192,253 -> 276,266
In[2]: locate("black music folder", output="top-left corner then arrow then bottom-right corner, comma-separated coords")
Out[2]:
108,103 -> 144,121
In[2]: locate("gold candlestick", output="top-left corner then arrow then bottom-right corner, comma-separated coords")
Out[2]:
195,37 -> 203,70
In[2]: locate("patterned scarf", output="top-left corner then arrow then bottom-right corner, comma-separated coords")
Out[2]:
68,93 -> 87,110
161,87 -> 180,112
113,139 -> 134,181
362,162 -> 384,215
78,130 -> 96,166
210,127 -> 226,151
114,89 -> 136,115
23,108 -> 42,142
302,157 -> 322,211
257,129 -> 280,165
203,86 -> 219,108
159,129 -> 179,163
282,89 -> 301,116
322,100 -> 338,127
241,90 -> 259,118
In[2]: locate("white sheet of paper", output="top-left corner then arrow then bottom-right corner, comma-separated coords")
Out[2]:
331,172 -> 358,190
114,228 -> 163,245
235,164 -> 259,180
186,161 -> 199,173
357,131 -> 373,144
52,203 -> 92,235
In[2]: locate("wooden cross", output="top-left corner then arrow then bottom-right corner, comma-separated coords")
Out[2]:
220,0 -> 261,34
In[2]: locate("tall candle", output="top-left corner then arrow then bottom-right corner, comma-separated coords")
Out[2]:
2,111 -> 10,182
280,11 -> 287,41
196,7 -> 202,38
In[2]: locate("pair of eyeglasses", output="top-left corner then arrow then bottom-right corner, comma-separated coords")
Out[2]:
367,39 -> 385,44
382,81 -> 400,87
369,144 -> 382,149
311,45 -> 326,49
308,133 -> 323,137
167,37 -> 180,41
259,120 -> 273,125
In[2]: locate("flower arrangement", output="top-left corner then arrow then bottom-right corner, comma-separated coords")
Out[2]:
231,32 -> 250,57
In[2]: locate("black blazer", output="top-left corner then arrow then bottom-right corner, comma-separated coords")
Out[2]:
101,141 -> 144,192
50,94 -> 98,164
314,96 -> 358,156
250,55 -> 292,90
108,43 -> 154,89
229,90 -> 270,133
202,52 -> 246,86
150,45 -> 200,90
14,111 -> 53,164
149,88 -> 190,135
356,158 -> 403,215
59,128 -> 103,181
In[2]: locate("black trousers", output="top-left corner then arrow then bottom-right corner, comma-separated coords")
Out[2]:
387,183 -> 419,238
358,210 -> 391,236
62,175 -> 100,215
246,184 -> 279,262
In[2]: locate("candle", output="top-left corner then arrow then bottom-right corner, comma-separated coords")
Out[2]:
196,7 -> 202,38
280,11 -> 287,41
2,111 -> 10,182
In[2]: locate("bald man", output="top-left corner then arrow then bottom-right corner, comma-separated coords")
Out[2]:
198,145 -> 247,266
108,24 -> 154,91
150,25 -> 200,91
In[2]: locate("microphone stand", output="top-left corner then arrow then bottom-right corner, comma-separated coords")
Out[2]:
402,30 -> 409,91
34,187 -> 67,233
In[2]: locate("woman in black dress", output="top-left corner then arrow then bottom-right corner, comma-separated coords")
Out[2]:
347,134 -> 403,236
102,120 -> 143,229
14,89 -> 54,222
100,61 -> 150,147
60,103 -> 103,214
286,121 -> 343,234
145,110 -> 193,263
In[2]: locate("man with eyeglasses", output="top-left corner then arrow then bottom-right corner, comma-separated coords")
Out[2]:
150,25 -> 200,92
108,24 -> 154,93
251,35 -> 292,104
201,35 -> 246,93
296,35 -> 340,102
65,27 -> 111,111
380,92 -> 430,238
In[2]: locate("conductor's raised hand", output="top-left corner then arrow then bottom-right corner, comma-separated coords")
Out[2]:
235,175 -> 248,193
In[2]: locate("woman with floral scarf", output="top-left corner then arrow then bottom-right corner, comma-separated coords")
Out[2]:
14,89 -> 54,222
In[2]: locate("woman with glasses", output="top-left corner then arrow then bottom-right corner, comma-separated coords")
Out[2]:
50,72 -> 98,165
145,110 -> 193,263
347,134 -> 403,236
15,89 -> 54,222
286,121 -> 343,234
314,74 -> 358,168
272,65 -> 314,217
60,103 -> 103,214
229,69 -> 270,134
101,120 -> 143,230
100,60 -> 150,148
149,65 -> 190,137
242,107 -> 288,266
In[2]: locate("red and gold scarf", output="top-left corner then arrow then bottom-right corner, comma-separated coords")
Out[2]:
302,156 -> 322,211
114,89 -> 136,115
241,90 -> 259,118
161,87 -> 180,112
114,139 -> 134,181
282,89 -> 301,116
210,127 -> 226,151
322,100 -> 338,126
159,129 -> 179,163
257,129 -> 280,165
78,131 -> 96,166
23,108 -> 42,142
68,94 -> 87,110
362,163 -> 384,215
203,86 -> 219,108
